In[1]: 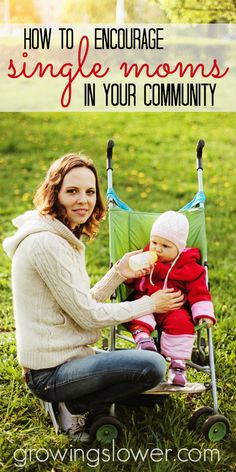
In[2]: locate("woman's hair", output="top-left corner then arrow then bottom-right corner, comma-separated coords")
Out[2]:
34,153 -> 106,239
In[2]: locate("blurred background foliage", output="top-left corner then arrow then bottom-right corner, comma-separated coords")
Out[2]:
0,0 -> 235,24
157,0 -> 236,23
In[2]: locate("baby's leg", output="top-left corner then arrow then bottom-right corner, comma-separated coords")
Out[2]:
157,309 -> 195,386
158,308 -> 195,359
129,315 -> 157,352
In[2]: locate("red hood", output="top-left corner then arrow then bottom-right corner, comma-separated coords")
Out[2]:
175,247 -> 201,266
144,244 -> 201,266
144,244 -> 202,285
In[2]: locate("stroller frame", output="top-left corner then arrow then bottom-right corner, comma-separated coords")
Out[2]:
105,139 -> 230,442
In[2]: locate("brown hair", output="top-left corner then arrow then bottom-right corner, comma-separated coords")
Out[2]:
34,153 -> 106,239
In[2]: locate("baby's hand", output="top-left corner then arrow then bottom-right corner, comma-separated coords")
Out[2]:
198,317 -> 214,329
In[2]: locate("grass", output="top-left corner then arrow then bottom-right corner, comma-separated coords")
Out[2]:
0,112 -> 236,471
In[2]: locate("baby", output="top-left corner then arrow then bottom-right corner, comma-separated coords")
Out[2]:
128,211 -> 215,386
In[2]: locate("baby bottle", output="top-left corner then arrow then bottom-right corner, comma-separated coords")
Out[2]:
129,251 -> 157,271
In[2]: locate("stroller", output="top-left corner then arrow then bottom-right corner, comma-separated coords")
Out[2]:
103,138 -> 230,443
41,139 -> 229,444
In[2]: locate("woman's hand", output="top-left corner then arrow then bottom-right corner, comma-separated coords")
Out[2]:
151,289 -> 184,313
114,249 -> 153,280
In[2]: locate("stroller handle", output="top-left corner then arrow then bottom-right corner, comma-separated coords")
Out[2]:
107,139 -> 115,170
196,139 -> 205,170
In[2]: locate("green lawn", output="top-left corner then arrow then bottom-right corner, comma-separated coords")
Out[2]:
0,112 -> 236,471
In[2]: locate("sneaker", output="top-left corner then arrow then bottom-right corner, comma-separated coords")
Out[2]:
58,402 -> 90,441
168,360 -> 187,387
136,337 -> 157,352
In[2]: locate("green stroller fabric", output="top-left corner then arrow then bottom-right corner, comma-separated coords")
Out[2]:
109,207 -> 207,302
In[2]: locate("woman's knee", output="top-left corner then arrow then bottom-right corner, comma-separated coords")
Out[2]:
106,349 -> 166,387
137,351 -> 166,386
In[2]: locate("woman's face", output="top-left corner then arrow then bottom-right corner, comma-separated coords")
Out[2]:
58,167 -> 97,229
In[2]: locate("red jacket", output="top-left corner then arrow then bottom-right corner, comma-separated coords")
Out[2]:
132,245 -> 215,323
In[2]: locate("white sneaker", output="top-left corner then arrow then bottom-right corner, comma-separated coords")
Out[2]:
58,402 -> 90,441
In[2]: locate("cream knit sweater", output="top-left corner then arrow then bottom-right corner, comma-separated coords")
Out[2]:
3,211 -> 154,369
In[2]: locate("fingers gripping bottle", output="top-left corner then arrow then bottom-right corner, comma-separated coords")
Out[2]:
129,251 -> 157,271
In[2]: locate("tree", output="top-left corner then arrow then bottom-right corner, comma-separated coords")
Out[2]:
60,0 -> 164,24
156,0 -> 236,23
9,0 -> 40,23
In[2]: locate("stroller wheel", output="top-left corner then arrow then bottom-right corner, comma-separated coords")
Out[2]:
89,416 -> 124,444
201,415 -> 230,442
188,406 -> 214,430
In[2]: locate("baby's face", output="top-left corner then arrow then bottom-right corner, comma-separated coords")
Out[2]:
150,235 -> 178,262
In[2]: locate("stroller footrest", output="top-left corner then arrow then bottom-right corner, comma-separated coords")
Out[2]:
144,382 -> 207,395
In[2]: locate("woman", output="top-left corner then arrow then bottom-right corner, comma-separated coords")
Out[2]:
3,153 -> 184,432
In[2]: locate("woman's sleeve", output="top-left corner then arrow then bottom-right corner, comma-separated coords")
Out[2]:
90,265 -> 126,302
29,233 -> 155,330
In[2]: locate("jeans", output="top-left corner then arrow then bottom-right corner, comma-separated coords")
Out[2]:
26,350 -> 166,414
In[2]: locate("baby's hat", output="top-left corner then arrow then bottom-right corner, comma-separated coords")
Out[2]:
151,211 -> 189,254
